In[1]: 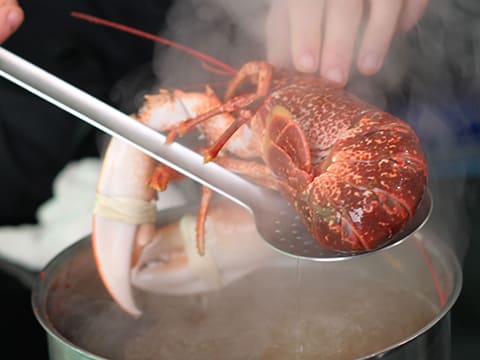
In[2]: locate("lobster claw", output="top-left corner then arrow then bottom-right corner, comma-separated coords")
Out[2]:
93,216 -> 145,317
131,215 -> 225,295
131,204 -> 277,297
93,200 -> 277,317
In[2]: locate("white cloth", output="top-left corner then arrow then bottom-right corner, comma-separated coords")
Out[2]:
0,158 -> 186,270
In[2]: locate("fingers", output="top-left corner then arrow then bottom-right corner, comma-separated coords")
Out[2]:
0,0 -> 23,44
357,0 -> 403,76
397,0 -> 429,32
265,0 -> 428,84
320,0 -> 364,86
288,0 -> 325,73
265,0 -> 291,68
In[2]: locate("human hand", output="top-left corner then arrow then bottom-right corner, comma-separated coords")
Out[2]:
0,0 -> 23,44
266,0 -> 428,86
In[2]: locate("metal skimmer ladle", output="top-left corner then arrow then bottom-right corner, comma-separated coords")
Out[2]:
0,47 -> 432,261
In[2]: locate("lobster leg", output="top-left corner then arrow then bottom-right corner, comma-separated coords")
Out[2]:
148,163 -> 185,191
166,93 -> 259,143
166,62 -> 277,160
204,108 -> 254,161
196,186 -> 213,256
148,165 -> 213,257
166,62 -> 275,145
224,61 -> 274,99
147,159 -> 275,257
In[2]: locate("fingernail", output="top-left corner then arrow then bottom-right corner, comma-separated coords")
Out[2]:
297,53 -> 316,72
7,10 -> 22,30
324,67 -> 344,84
361,53 -> 380,73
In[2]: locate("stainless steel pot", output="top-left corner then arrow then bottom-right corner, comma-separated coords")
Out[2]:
32,208 -> 461,360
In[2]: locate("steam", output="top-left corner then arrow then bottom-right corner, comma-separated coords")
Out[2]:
152,0 -> 268,88
143,0 -> 479,260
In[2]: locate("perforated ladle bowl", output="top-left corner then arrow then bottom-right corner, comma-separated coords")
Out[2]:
0,47 -> 432,261
255,189 -> 432,260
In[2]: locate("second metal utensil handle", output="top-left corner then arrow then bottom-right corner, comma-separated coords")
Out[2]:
0,46 -> 264,209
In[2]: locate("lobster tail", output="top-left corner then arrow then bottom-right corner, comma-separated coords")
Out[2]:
301,111 -> 427,252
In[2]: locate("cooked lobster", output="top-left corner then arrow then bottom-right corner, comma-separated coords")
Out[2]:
74,13 -> 428,315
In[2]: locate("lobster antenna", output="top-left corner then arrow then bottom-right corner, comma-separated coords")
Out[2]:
70,12 -> 238,76
201,62 -> 235,76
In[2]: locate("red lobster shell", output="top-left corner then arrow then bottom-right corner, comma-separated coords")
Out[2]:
257,73 -> 428,252
164,64 -> 428,253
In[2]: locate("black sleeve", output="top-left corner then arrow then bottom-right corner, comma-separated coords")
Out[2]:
0,0 -> 173,225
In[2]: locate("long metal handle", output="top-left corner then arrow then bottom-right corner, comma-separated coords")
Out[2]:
0,46 -> 263,209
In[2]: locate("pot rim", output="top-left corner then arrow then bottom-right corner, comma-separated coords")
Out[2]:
358,233 -> 462,359
32,238 -> 107,359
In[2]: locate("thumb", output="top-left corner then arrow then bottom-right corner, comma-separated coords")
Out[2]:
0,6 -> 24,44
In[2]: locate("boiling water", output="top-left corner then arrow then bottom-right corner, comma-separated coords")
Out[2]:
51,261 -> 439,360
